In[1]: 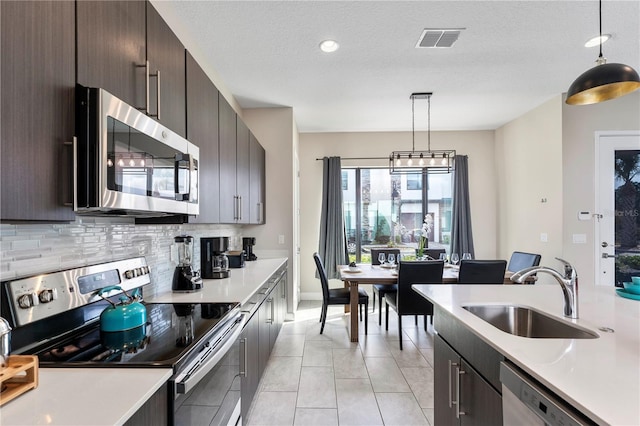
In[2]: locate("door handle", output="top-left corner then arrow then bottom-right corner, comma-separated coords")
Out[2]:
239,338 -> 247,377
455,365 -> 466,418
602,253 -> 618,259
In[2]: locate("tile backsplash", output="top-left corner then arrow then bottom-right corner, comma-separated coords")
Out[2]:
0,217 -> 244,296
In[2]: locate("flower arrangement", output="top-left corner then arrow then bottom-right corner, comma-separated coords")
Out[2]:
417,214 -> 433,258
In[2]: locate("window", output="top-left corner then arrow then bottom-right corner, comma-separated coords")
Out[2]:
343,168 -> 453,263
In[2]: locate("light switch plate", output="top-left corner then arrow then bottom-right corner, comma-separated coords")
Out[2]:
540,233 -> 548,243
573,234 -> 587,244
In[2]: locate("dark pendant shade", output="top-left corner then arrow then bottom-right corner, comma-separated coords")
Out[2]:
566,62 -> 640,105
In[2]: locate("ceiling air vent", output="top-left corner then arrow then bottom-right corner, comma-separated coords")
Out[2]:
416,28 -> 465,48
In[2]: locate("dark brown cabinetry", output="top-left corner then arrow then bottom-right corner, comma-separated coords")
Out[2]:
1,1 -> 76,221
249,134 -> 266,224
219,96 -> 238,223
146,3 -> 186,137
236,119 -> 251,223
186,52 -> 220,224
240,264 -> 287,420
434,307 -> 503,426
77,1 -> 185,137
76,0 -> 146,111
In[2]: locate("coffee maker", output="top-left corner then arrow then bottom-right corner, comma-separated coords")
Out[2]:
201,237 -> 230,279
172,235 -> 203,292
243,237 -> 257,261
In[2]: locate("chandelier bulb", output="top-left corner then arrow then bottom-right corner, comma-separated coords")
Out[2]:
396,157 -> 402,167
107,158 -> 114,167
407,156 -> 413,167
441,154 -> 448,166
129,157 -> 136,167
419,158 -> 425,167
117,158 -> 125,167
140,159 -> 145,167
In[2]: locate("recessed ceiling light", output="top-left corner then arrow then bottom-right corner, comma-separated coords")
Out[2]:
319,40 -> 339,53
584,34 -> 611,48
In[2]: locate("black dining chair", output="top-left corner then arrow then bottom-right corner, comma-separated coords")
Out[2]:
424,248 -> 446,260
384,260 -> 444,350
457,259 -> 507,284
507,251 -> 541,284
370,248 -> 400,326
313,252 -> 369,335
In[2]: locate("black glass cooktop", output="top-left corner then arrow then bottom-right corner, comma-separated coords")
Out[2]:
33,303 -> 238,368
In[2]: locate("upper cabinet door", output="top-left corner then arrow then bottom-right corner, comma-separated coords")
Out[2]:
1,0 -> 76,221
186,52 -> 220,224
219,96 -> 237,223
77,0 -> 146,109
146,3 -> 186,137
236,119 -> 251,223
249,134 -> 266,224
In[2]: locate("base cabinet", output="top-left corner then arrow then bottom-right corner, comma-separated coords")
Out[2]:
240,263 -> 288,421
435,335 -> 502,426
124,383 -> 169,426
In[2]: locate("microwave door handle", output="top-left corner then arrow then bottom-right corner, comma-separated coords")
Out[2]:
174,153 -> 195,201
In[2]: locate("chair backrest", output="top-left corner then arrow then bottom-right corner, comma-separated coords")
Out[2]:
397,260 -> 444,315
312,252 -> 330,302
370,248 -> 401,265
507,251 -> 542,273
457,260 -> 507,284
424,248 -> 446,260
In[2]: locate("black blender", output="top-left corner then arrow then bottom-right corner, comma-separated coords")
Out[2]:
172,235 -> 203,292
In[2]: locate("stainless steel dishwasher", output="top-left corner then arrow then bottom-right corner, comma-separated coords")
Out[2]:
500,361 -> 596,426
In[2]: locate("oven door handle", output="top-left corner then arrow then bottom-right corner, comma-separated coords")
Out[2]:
174,314 -> 245,394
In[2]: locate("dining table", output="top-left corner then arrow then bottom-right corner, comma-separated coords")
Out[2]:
338,262 -> 514,342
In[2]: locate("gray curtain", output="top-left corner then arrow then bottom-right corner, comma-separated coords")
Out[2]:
318,156 -> 349,279
451,155 -> 475,257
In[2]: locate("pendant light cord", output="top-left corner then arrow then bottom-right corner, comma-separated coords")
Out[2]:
598,0 -> 604,61
427,94 -> 431,152
411,95 -> 415,153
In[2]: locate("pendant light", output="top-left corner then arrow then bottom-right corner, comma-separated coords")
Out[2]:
389,93 -> 455,174
566,0 -> 640,105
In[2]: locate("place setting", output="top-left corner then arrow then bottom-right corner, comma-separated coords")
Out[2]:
617,276 -> 640,301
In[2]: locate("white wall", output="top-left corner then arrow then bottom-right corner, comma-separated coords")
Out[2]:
561,91 -> 640,288
298,130 -> 495,298
495,96 -> 563,284
242,107 -> 299,315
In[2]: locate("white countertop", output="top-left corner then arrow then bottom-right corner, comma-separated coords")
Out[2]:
0,258 -> 287,425
146,257 -> 288,305
412,284 -> 640,426
0,368 -> 173,425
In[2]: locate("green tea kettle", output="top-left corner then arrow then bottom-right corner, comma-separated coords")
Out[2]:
97,285 -> 147,332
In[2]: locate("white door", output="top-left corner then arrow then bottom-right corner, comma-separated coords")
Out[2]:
596,132 -> 640,286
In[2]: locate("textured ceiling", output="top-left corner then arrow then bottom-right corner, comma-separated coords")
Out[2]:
151,1 -> 640,133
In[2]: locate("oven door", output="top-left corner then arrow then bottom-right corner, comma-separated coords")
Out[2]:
170,313 -> 245,426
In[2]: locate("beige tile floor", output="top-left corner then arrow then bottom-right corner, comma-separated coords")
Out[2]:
245,300 -> 436,426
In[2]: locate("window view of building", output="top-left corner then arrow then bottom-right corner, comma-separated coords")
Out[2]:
343,168 -> 452,263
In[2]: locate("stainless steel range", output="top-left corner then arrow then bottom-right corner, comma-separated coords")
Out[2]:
0,257 -> 244,425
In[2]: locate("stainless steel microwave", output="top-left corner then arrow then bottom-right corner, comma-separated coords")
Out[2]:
75,86 -> 199,217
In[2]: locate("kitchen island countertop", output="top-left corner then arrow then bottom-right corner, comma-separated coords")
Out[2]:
0,258 -> 288,425
412,283 -> 640,426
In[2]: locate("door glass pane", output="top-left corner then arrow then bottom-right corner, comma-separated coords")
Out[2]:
342,170 -> 357,261
615,150 -> 640,286
427,173 -> 453,253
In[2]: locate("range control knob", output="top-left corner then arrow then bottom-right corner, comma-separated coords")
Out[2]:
38,288 -> 58,303
17,293 -> 39,309
124,269 -> 135,279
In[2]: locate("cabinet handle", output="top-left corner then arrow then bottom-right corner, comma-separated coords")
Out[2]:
455,365 -> 466,418
448,360 -> 454,408
239,338 -> 247,377
155,69 -> 161,120
238,196 -> 243,220
63,137 -> 77,207
266,297 -> 273,323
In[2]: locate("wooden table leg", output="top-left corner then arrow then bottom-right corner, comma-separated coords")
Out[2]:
349,280 -> 359,342
344,280 -> 350,313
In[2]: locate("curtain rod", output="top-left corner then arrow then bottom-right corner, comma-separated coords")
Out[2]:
315,156 -> 389,161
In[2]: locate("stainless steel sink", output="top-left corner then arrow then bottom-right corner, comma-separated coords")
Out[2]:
462,305 -> 599,339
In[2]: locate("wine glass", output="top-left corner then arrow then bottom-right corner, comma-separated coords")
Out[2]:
388,253 -> 395,266
450,253 -> 460,265
462,252 -> 472,261
378,252 -> 386,265
438,253 -> 447,262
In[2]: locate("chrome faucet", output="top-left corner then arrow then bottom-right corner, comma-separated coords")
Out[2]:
510,257 -> 579,319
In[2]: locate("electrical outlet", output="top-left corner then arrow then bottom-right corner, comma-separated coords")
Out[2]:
540,233 -> 548,243
573,234 -> 587,244
278,235 -> 285,244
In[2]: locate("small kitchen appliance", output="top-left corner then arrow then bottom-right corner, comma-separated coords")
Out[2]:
172,235 -> 202,292
200,237 -> 230,279
242,237 -> 257,261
